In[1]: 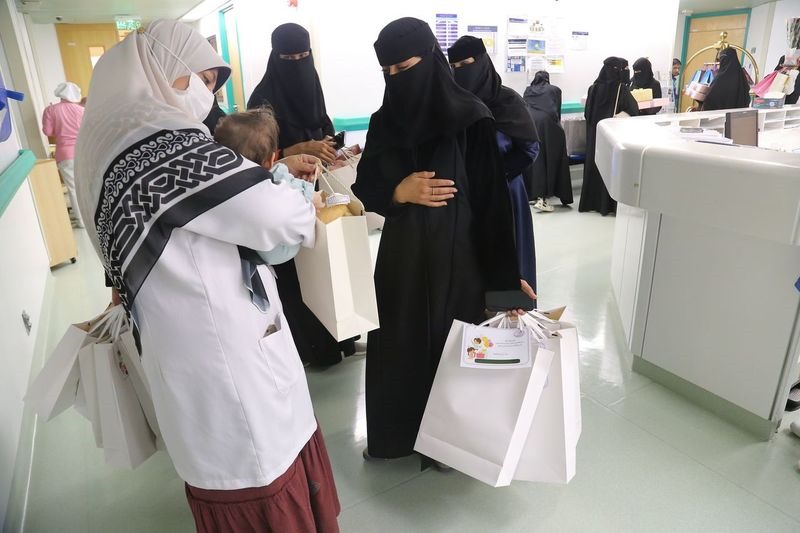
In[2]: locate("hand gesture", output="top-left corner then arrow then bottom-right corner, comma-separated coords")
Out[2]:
393,171 -> 457,208
285,138 -> 337,165
280,154 -> 320,182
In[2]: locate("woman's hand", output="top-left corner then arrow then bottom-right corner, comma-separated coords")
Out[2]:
111,287 -> 121,306
506,280 -> 537,317
280,154 -> 320,182
392,171 -> 457,207
284,139 -> 337,165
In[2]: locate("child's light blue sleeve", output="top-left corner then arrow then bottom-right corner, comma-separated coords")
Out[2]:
257,243 -> 302,265
256,163 -> 313,265
269,162 -> 315,201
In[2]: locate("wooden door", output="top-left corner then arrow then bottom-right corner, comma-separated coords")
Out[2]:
56,23 -> 120,98
679,13 -> 748,111
28,160 -> 78,267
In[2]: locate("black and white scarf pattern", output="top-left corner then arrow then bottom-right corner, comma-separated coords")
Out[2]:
95,128 -> 269,309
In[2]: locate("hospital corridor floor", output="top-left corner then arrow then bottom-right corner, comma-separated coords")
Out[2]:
19,203 -> 800,533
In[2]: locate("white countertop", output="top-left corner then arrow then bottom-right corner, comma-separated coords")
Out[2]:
595,107 -> 800,246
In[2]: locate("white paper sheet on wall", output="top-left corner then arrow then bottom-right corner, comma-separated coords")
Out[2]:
467,25 -> 498,55
507,17 -> 529,37
571,31 -> 589,51
546,55 -> 565,73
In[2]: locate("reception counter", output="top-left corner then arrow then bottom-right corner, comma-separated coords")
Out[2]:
596,107 -> 800,438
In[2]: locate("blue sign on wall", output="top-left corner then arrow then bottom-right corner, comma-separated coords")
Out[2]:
0,69 -> 25,143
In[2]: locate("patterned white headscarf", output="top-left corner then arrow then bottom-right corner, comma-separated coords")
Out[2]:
75,19 -> 230,256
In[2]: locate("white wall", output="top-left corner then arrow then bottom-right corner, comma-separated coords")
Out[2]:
765,0 -> 800,69
0,32 -> 51,528
233,0 -> 680,119
26,21 -> 67,108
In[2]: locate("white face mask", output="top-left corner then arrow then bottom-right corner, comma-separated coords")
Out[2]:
144,32 -> 215,121
174,72 -> 214,121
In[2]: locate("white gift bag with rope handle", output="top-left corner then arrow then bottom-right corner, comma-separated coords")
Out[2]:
294,168 -> 379,341
415,308 -> 581,486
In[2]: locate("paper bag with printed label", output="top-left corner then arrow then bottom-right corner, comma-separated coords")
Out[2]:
415,308 -> 581,487
295,170 -> 380,341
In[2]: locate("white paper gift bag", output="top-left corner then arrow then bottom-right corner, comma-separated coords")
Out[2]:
416,308 -> 582,487
25,306 -> 120,421
24,325 -> 86,421
77,342 -> 104,447
116,328 -> 164,450
514,310 -> 581,484
295,171 -> 379,341
415,315 -> 555,487
94,337 -> 157,469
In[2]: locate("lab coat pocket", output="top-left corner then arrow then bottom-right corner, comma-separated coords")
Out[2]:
258,316 -> 301,394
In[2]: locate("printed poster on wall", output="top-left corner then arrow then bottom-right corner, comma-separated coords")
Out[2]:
506,38 -> 528,57
436,13 -> 459,56
507,17 -> 529,37
467,25 -> 498,55
571,31 -> 589,51
506,56 -> 526,73
546,55 -> 566,73
543,17 -> 567,56
527,56 -> 547,74
527,39 -> 546,56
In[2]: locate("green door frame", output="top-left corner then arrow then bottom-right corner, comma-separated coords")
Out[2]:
217,8 -> 246,114
678,8 -> 752,106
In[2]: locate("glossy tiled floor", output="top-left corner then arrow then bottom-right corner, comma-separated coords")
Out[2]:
21,203 -> 800,532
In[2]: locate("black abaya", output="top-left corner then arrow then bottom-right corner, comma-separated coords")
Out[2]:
580,57 -> 639,216
355,118 -> 519,458
353,18 -> 520,458
702,48 -> 751,111
524,72 -> 572,205
448,36 -> 539,292
247,23 -> 344,366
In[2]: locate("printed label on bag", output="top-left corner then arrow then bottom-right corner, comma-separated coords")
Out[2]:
461,325 -> 531,369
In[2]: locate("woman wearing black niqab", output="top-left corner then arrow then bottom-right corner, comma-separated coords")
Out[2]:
631,57 -> 663,115
701,47 -> 751,111
247,23 -> 348,367
352,18 -> 526,462
247,23 -> 337,164
579,56 -> 639,216
523,71 -> 573,207
448,35 -> 539,292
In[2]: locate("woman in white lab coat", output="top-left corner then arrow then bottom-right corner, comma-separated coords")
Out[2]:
75,20 -> 339,532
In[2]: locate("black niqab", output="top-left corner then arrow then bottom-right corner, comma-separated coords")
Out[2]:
632,57 -> 655,89
702,48 -> 751,111
586,57 -> 634,122
631,57 -> 663,115
246,23 -> 330,146
448,36 -> 538,142
372,18 -> 491,149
